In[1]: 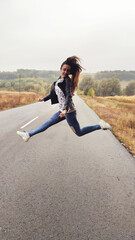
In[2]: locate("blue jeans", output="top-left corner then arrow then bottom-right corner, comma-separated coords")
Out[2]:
29,111 -> 101,137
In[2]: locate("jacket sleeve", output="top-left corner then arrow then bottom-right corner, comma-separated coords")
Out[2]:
43,94 -> 51,102
64,77 -> 72,111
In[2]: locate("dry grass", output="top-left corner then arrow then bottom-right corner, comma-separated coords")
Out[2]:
80,95 -> 135,156
0,91 -> 42,111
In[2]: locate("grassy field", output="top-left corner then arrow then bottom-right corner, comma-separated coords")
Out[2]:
79,95 -> 135,156
0,91 -> 42,111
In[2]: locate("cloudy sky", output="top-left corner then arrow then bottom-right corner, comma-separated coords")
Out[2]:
0,0 -> 135,73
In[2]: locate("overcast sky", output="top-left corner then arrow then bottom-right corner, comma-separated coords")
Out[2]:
0,0 -> 135,73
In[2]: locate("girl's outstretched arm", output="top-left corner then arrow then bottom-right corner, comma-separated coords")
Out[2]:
43,94 -> 51,102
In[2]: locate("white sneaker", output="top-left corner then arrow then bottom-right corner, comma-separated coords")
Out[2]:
17,130 -> 30,142
99,119 -> 112,130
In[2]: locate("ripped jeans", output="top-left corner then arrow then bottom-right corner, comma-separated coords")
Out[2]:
29,111 -> 101,137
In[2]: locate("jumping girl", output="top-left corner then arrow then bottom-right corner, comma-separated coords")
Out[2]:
17,56 -> 112,142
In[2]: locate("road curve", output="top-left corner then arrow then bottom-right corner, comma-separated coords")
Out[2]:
0,95 -> 135,240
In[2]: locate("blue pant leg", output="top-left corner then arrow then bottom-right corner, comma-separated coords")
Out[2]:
29,111 -> 65,137
65,111 -> 101,137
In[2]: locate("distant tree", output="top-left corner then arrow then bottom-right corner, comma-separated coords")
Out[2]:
0,80 -> 5,88
34,84 -> 41,92
24,84 -> 34,91
87,88 -> 95,97
99,78 -> 121,96
124,81 -> 135,96
79,76 -> 94,93
84,87 -> 89,95
40,87 -> 46,95
5,81 -> 11,90
93,80 -> 100,96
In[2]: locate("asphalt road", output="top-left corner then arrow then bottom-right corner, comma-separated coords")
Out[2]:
0,95 -> 135,240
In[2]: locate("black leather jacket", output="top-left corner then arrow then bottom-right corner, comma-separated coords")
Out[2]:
43,76 -> 72,111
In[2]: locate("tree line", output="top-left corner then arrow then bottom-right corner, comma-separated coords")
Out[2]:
79,76 -> 135,96
1,69 -> 135,81
0,69 -> 60,80
93,70 -> 135,81
0,69 -> 135,96
0,69 -> 60,95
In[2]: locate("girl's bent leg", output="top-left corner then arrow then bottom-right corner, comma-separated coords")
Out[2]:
65,111 -> 101,137
29,111 -> 65,137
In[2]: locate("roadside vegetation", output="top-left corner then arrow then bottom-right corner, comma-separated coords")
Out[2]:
0,91 -> 42,111
78,94 -> 135,156
78,72 -> 135,156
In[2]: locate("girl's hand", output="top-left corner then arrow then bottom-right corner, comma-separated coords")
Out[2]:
38,97 -> 44,101
59,110 -> 67,118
